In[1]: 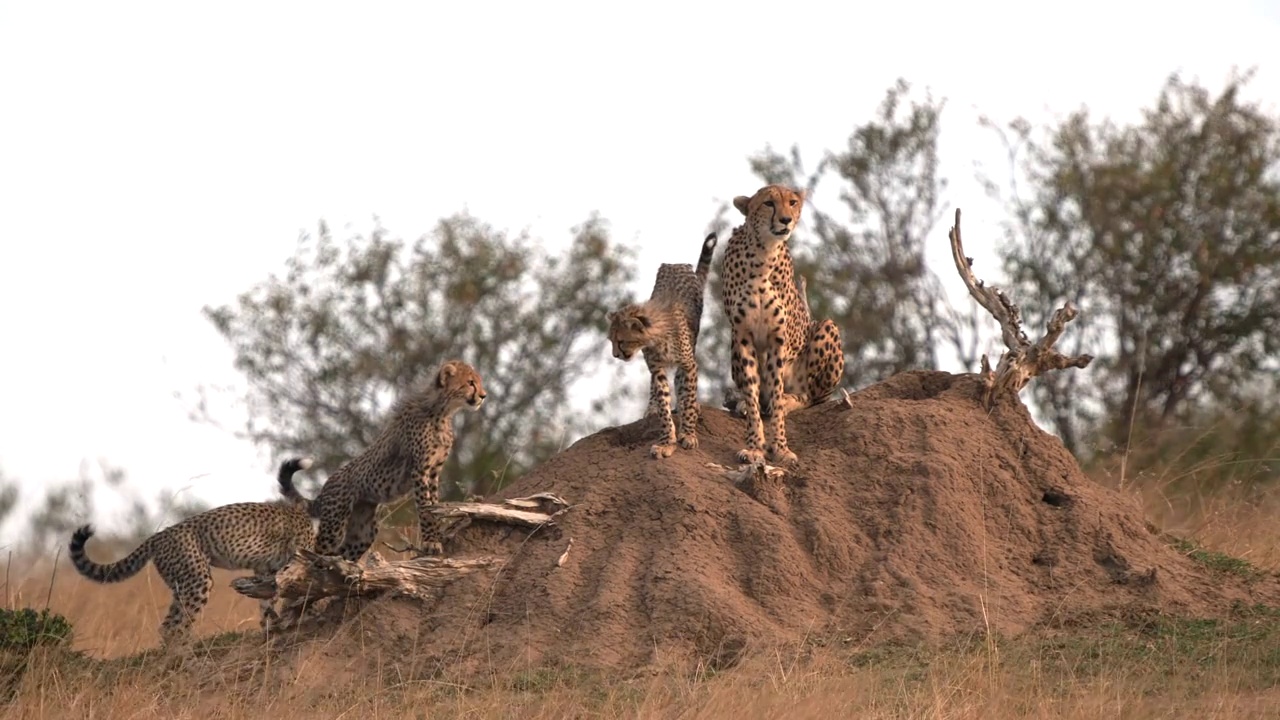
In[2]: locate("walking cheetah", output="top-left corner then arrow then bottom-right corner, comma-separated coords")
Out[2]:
309,359 -> 485,562
68,457 -> 317,646
719,184 -> 844,464
607,233 -> 717,458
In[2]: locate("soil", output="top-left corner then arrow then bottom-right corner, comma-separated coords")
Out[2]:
226,371 -> 1280,683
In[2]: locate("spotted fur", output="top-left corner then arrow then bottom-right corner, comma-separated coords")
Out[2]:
607,233 -> 717,458
68,457 -> 316,646
309,360 -> 485,562
718,184 -> 845,464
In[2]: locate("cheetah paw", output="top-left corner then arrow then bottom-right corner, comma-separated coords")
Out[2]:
650,442 -> 676,459
678,434 -> 699,450
413,541 -> 444,558
767,447 -> 799,464
779,393 -> 807,415
737,447 -> 765,464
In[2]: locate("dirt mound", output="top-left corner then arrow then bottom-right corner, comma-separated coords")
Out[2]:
277,371 -> 1278,678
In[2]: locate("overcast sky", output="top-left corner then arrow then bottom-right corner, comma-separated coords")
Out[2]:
2,0 -> 1277,545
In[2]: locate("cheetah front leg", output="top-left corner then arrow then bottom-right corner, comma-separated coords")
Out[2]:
412,467 -> 446,556
675,363 -> 699,450
647,360 -> 677,459
731,335 -> 766,463
758,346 -> 797,464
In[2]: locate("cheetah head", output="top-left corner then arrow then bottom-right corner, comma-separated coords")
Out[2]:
733,184 -> 805,243
605,305 -> 658,361
436,360 -> 486,411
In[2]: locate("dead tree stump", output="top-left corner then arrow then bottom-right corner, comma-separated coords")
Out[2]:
947,208 -> 1094,408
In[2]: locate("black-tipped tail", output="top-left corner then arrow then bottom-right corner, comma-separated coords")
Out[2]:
696,232 -> 718,282
69,524 -> 152,584
277,456 -> 316,513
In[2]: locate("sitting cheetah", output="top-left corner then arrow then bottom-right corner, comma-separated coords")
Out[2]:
719,184 -> 844,464
68,457 -> 317,646
309,359 -> 485,562
607,233 -> 717,458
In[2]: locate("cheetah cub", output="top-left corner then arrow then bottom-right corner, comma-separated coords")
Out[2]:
607,233 -> 717,458
68,457 -> 317,647
309,359 -> 486,563
719,184 -> 844,464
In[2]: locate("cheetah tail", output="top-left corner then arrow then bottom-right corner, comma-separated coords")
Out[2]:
277,456 -> 316,513
68,525 -> 153,584
695,232 -> 718,283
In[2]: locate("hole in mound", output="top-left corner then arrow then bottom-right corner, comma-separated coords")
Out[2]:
1042,490 -> 1072,507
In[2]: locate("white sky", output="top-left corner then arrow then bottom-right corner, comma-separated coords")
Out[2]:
1,0 -> 1277,545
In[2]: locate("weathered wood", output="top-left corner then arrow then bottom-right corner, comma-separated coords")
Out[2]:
430,492 -> 570,527
232,550 -> 501,603
229,492 -> 569,627
947,208 -> 1093,408
706,460 -> 788,509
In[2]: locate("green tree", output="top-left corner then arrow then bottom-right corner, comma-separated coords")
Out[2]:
989,70 -> 1280,464
202,212 -> 636,498
701,79 -> 961,403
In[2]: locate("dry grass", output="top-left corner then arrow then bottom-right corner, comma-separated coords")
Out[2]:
3,487 -> 1279,720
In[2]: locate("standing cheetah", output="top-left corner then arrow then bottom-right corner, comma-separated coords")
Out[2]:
68,457 -> 317,646
607,233 -> 717,458
309,359 -> 485,562
719,184 -> 844,464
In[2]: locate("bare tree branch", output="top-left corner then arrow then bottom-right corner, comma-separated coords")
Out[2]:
948,208 -> 1094,408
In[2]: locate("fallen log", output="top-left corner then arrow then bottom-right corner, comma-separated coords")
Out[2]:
432,491 -> 570,527
232,550 -> 501,604
230,492 -> 569,626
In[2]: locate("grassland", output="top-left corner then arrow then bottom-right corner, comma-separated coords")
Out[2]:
3,477 -> 1279,719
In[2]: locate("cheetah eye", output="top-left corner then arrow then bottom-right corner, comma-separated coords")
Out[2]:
763,200 -> 775,208
789,199 -> 798,207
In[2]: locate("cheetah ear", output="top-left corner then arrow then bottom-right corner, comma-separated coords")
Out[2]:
795,188 -> 807,203
605,310 -> 617,324
436,361 -> 459,388
633,313 -> 652,330
733,196 -> 751,216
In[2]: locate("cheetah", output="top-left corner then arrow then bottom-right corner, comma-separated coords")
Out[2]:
607,233 -> 717,458
68,457 -> 317,646
719,184 -> 845,464
309,359 -> 485,562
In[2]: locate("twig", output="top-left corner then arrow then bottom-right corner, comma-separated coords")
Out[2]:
44,546 -> 61,610
557,538 -> 574,568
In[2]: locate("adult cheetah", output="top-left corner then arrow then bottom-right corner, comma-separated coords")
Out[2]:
309,359 -> 485,562
607,232 -> 717,458
719,184 -> 844,464
68,457 -> 317,646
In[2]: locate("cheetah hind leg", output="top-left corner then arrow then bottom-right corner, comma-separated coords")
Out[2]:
805,319 -> 845,404
675,365 -> 699,450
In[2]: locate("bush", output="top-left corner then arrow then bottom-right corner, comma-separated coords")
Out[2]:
0,608 -> 73,651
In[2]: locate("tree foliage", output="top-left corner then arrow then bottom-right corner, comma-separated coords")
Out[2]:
699,79 -> 961,401
991,71 -> 1280,458
203,213 -> 636,498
